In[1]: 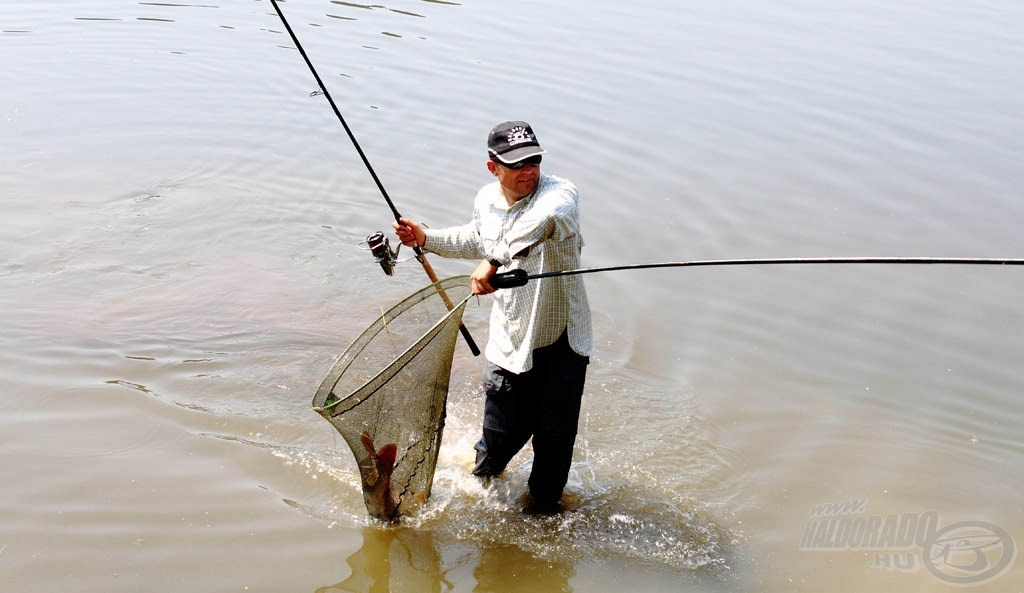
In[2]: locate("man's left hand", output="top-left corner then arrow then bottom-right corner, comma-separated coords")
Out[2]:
471,260 -> 498,295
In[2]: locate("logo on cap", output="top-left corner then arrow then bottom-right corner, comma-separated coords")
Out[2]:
506,126 -> 533,146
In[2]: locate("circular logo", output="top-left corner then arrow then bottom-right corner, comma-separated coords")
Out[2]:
922,520 -> 1016,586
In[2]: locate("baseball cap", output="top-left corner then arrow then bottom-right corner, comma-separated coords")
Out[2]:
487,120 -> 547,165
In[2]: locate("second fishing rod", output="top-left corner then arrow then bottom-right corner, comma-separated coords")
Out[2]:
488,257 -> 1024,288
268,0 -> 480,356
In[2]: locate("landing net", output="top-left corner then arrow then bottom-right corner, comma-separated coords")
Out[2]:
312,276 -> 473,521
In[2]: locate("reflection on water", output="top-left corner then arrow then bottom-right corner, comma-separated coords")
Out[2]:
319,528 -> 447,593
318,528 -> 577,593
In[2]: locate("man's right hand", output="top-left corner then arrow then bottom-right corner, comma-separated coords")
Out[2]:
392,217 -> 425,248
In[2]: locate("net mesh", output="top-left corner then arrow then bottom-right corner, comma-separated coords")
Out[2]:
312,276 -> 473,521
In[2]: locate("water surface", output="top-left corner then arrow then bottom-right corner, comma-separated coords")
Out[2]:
3,1 -> 1023,591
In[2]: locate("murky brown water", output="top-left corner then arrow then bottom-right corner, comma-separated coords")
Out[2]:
3,1 -> 1023,591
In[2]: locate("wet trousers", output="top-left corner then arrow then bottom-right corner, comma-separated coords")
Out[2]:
472,331 -> 589,507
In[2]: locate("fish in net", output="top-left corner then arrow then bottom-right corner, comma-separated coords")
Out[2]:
312,276 -> 474,521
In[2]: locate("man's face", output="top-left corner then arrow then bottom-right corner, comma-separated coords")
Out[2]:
488,158 -> 541,201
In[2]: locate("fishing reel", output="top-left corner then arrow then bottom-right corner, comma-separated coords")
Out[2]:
363,231 -> 401,276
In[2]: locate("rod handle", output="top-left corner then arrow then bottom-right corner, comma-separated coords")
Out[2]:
491,269 -> 530,289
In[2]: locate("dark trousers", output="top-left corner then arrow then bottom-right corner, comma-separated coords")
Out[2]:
472,331 -> 589,507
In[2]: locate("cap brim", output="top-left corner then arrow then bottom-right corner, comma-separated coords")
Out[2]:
491,145 -> 547,165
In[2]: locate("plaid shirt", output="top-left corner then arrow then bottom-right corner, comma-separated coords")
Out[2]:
423,173 -> 593,373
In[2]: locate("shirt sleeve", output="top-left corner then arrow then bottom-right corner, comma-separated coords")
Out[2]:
497,184 -> 580,263
422,222 -> 485,260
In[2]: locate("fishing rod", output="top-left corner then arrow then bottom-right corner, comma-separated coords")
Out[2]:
489,257 -> 1024,288
268,0 -> 480,356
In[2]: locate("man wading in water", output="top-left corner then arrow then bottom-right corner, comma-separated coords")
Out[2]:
394,121 -> 593,512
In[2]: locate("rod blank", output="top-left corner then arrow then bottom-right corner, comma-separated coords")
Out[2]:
269,0 -> 480,356
490,257 -> 1024,289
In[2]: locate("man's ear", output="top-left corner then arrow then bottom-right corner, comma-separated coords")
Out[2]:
486,160 -> 498,176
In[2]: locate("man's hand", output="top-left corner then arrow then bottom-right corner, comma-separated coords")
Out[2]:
392,217 -> 425,248
470,260 -> 498,295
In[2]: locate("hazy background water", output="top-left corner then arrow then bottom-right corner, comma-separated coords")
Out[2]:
2,1 -> 1023,591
